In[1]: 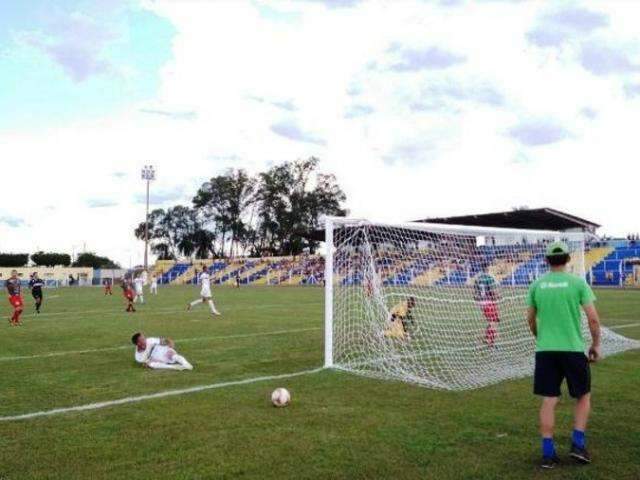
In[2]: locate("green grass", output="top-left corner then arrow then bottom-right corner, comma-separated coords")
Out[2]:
0,286 -> 638,480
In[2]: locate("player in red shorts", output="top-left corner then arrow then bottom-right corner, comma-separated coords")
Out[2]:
474,268 -> 500,347
6,270 -> 24,326
104,278 -> 113,295
121,278 -> 136,312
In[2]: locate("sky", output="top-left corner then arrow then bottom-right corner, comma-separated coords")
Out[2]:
1,0 -> 639,266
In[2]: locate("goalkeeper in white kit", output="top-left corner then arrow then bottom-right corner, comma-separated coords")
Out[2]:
187,267 -> 221,315
131,332 -> 193,370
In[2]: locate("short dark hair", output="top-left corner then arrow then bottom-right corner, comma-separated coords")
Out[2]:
131,332 -> 142,345
546,253 -> 570,266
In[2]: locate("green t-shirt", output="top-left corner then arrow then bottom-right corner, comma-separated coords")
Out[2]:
526,271 -> 596,352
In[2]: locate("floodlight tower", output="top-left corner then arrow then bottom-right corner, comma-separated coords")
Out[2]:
141,165 -> 156,272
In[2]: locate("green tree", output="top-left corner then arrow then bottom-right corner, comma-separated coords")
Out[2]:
254,157 -> 346,255
0,253 -> 29,267
31,251 -> 72,267
193,169 -> 256,257
72,252 -> 120,269
132,158 -> 347,259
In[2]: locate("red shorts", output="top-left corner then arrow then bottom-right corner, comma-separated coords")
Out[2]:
481,302 -> 499,322
9,295 -> 23,308
124,290 -> 134,300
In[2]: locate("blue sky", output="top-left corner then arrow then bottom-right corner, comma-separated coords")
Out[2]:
0,0 -> 174,129
1,0 -> 639,265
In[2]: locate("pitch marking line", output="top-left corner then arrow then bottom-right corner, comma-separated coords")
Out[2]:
20,301 -> 324,322
0,367 -> 324,422
0,327 -> 323,362
610,322 -> 640,330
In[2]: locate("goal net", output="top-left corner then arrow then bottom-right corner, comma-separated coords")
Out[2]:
324,218 -> 640,390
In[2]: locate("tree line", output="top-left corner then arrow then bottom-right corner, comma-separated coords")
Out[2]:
135,157 -> 347,260
0,252 -> 120,268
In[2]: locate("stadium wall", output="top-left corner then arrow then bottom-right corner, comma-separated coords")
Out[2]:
0,267 -> 94,286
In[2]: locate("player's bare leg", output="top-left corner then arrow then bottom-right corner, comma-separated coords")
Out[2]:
207,299 -> 221,315
11,307 -> 23,326
187,298 -> 203,311
485,321 -> 498,347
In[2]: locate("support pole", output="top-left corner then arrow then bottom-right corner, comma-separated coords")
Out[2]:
324,218 -> 334,368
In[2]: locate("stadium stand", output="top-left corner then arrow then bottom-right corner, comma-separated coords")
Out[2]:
590,243 -> 640,286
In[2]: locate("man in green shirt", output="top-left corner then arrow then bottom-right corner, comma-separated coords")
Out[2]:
526,241 -> 601,469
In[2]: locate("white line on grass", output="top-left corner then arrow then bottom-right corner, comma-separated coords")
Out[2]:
610,322 -> 640,330
25,302 -> 323,322
0,327 -> 323,362
0,367 -> 324,422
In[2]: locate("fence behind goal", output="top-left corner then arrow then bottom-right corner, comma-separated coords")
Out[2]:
324,218 -> 640,391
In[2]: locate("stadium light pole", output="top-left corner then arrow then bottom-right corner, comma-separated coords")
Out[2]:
141,165 -> 156,272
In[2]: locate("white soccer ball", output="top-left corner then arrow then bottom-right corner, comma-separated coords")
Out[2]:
271,387 -> 291,407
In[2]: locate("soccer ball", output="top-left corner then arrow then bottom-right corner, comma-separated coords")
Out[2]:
271,388 -> 291,407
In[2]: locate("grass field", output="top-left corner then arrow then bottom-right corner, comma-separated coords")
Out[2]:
0,285 -> 639,480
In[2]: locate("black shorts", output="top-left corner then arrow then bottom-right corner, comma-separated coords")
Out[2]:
32,290 -> 42,300
534,351 -> 591,398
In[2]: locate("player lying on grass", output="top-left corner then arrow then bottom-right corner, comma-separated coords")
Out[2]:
187,268 -> 221,316
527,241 -> 601,469
473,268 -> 500,347
6,270 -> 24,326
384,296 -> 416,340
132,332 -> 193,370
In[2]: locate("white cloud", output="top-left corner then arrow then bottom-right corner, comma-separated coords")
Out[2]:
2,0 -> 640,264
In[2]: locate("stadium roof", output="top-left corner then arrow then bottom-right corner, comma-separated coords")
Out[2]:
306,208 -> 599,242
416,208 -> 600,233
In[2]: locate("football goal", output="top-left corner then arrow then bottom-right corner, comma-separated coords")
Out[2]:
323,217 -> 640,390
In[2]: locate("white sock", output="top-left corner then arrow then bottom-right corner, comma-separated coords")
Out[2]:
147,362 -> 184,370
208,300 -> 220,314
139,295 -> 144,304
190,299 -> 201,307
173,354 -> 193,370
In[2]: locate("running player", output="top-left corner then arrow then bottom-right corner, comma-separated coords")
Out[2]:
6,270 -> 24,326
474,268 -> 500,347
149,273 -> 158,295
187,268 -> 221,315
122,278 -> 136,312
133,275 -> 145,304
103,278 -> 113,295
131,332 -> 193,370
384,296 -> 416,340
28,272 -> 45,314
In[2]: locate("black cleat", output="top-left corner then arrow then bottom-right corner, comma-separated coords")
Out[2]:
570,444 -> 591,464
541,455 -> 560,469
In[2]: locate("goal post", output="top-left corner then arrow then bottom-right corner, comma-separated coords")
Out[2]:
323,217 -> 639,390
324,216 -> 334,368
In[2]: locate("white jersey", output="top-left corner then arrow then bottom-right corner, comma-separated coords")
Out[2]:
141,270 -> 149,285
135,337 -> 171,364
199,272 -> 212,297
134,277 -> 144,294
150,276 -> 158,287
